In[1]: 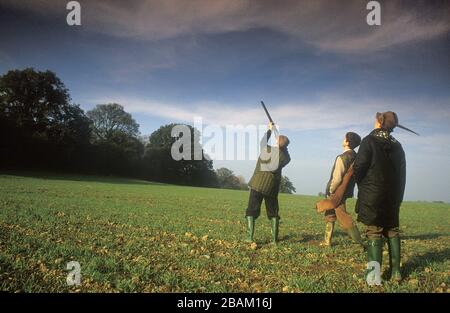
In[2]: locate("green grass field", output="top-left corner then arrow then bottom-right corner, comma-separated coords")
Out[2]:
0,173 -> 449,293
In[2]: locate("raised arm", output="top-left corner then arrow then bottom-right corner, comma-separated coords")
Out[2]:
259,123 -> 273,150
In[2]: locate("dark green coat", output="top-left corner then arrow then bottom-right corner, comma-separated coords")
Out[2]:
248,130 -> 291,197
353,129 -> 406,228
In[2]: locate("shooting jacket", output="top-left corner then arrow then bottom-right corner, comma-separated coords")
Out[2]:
353,129 -> 406,228
248,130 -> 291,197
325,149 -> 356,199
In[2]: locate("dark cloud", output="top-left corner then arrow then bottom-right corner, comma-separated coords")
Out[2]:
2,0 -> 449,53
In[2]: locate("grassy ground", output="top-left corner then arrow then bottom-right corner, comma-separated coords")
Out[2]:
0,173 -> 449,293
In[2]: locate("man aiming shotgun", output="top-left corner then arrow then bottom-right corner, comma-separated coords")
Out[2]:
244,101 -> 291,245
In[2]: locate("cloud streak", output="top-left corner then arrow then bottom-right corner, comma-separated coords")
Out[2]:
314,11 -> 450,53
3,0 -> 449,53
91,94 -> 447,133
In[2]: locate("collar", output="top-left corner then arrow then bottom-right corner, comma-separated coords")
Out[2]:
372,128 -> 397,143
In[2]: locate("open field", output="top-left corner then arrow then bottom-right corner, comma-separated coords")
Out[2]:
0,173 -> 449,292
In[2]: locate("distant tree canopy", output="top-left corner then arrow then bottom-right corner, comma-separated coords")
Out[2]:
87,103 -> 139,142
216,168 -> 240,190
86,103 -> 144,176
0,68 -> 91,169
280,176 -> 296,194
144,124 -> 217,187
1,68 -> 70,125
236,175 -> 248,190
147,123 -> 194,149
0,68 -> 270,190
215,168 -> 248,190
0,68 -> 91,144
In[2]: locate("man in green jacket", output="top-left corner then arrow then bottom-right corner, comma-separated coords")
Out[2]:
245,122 -> 291,245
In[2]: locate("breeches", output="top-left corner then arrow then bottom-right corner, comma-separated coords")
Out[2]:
365,225 -> 400,239
245,189 -> 279,219
324,203 -> 354,230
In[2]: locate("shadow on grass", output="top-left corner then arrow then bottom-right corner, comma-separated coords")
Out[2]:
282,233 -> 323,243
402,248 -> 450,279
0,170 -> 166,186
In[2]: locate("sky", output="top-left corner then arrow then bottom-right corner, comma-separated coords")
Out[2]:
1,0 -> 449,202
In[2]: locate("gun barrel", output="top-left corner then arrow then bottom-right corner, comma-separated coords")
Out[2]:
260,100 -> 279,137
260,101 -> 274,124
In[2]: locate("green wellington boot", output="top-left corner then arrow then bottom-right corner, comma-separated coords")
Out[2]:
320,222 -> 335,247
388,236 -> 402,282
246,216 -> 255,242
365,238 -> 383,285
346,224 -> 366,249
270,217 -> 279,245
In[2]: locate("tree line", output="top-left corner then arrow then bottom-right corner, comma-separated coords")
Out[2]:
0,68 -> 295,193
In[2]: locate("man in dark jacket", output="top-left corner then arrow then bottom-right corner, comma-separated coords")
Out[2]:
245,122 -> 291,245
321,132 -> 365,248
353,111 -> 406,282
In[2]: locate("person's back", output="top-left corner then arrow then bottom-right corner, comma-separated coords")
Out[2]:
355,129 -> 406,228
353,111 -> 411,283
248,142 -> 291,197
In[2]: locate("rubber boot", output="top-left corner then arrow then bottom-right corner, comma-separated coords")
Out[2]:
387,236 -> 402,282
346,224 -> 366,249
246,216 -> 255,242
270,217 -> 279,245
320,222 -> 335,247
365,238 -> 383,285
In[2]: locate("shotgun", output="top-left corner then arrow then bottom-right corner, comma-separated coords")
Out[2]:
260,101 -> 279,136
